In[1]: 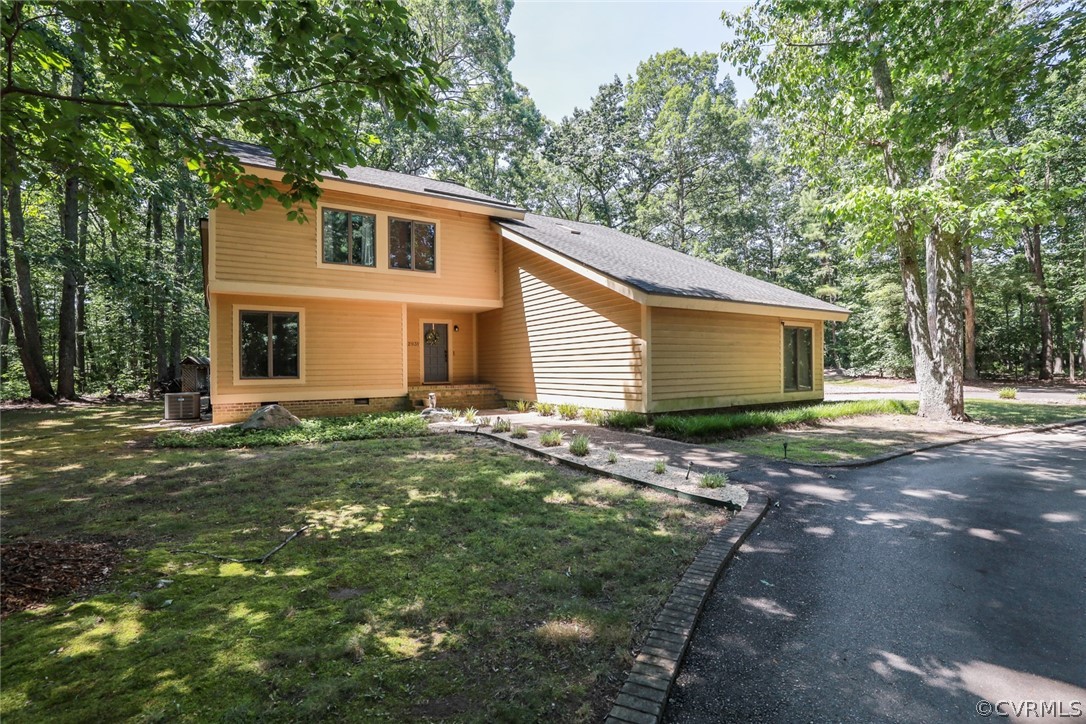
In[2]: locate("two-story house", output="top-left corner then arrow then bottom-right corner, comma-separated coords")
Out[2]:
203,140 -> 849,424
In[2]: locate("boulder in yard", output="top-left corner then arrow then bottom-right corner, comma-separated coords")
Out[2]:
420,407 -> 454,423
240,404 -> 301,430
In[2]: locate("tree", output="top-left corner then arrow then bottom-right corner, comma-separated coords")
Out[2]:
723,0 -> 1078,419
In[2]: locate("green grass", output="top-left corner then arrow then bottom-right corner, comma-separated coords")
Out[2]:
652,399 -> 914,441
155,411 -> 429,448
602,411 -> 647,430
965,399 -> 1086,426
0,403 -> 727,722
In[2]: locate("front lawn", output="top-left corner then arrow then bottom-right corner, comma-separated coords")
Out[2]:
0,403 -> 727,722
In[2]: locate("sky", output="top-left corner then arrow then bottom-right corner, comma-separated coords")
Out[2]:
507,1 -> 755,121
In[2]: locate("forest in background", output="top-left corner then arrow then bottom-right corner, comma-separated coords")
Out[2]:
2,0 -> 1083,408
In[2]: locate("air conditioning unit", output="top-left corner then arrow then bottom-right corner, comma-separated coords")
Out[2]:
164,392 -> 201,420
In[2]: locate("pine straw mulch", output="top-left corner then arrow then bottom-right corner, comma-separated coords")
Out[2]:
1,540 -> 122,617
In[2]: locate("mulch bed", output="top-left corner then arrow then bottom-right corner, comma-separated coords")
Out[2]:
1,540 -> 122,617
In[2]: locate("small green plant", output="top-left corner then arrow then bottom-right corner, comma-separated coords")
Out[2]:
448,408 -> 462,420
464,407 -> 478,423
511,426 -> 529,439
533,401 -> 556,417
653,460 -> 667,475
557,403 -> 581,420
514,399 -> 532,413
1078,393 -> 1086,402
539,430 -> 564,447
568,434 -> 590,456
582,408 -> 607,426
603,410 -> 646,430
700,472 -> 729,489
606,449 -> 618,464
998,387 -> 1017,400
477,416 -> 492,427
492,418 -> 511,433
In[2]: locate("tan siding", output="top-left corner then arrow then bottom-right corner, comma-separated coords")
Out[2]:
213,187 -> 500,303
405,306 -> 476,386
212,294 -> 404,405
478,241 -> 644,410
649,308 -> 824,412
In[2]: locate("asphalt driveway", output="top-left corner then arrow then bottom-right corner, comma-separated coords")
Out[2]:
666,426 -> 1086,723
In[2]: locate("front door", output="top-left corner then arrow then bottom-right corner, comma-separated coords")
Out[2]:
423,323 -> 449,383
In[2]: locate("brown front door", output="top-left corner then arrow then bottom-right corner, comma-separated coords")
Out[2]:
423,323 -> 449,383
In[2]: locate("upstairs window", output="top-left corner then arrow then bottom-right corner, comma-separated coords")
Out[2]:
389,218 -> 436,272
322,208 -> 375,267
240,311 -> 299,379
783,326 -> 813,391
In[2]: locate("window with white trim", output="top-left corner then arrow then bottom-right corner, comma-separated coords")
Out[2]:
388,218 -> 436,271
783,326 -> 813,391
240,311 -> 299,379
322,208 -> 376,267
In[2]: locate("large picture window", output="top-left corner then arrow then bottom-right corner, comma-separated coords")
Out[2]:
389,218 -> 436,272
783,326 -> 813,391
240,311 -> 299,379
322,208 -> 375,267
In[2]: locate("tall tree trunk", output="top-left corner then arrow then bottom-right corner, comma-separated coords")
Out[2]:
1052,307 -> 1064,376
152,197 -> 168,385
56,64 -> 84,400
76,195 -> 88,391
169,197 -> 186,377
871,55 -> 965,420
2,182 -> 55,402
963,243 -> 977,380
1022,224 -> 1053,380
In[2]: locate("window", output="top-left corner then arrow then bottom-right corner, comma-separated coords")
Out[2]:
783,326 -> 813,391
240,311 -> 299,379
322,208 -> 375,266
389,218 -> 436,271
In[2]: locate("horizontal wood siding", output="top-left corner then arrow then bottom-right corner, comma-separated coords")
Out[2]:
212,293 -> 404,404
405,306 -> 476,386
478,241 -> 644,410
649,307 -> 824,412
213,187 -> 499,303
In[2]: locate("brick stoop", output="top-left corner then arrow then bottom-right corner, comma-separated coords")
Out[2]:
407,383 -> 504,411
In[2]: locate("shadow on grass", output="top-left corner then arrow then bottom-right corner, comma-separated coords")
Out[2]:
1,403 -> 727,722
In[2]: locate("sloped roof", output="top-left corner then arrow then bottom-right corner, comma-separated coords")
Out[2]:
214,139 -> 524,214
497,214 -> 849,316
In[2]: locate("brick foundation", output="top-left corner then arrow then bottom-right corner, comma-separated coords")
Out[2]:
212,396 -> 410,424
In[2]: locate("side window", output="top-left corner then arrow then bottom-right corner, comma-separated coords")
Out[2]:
322,208 -> 375,267
783,326 -> 813,391
240,311 -> 299,379
389,218 -> 436,272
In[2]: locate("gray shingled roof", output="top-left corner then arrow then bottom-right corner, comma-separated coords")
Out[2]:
498,214 -> 849,315
215,139 -> 523,213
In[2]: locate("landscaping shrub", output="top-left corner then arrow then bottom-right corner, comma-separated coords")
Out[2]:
652,399 -> 914,441
557,403 -> 581,420
533,401 -> 556,416
464,407 -> 479,423
700,472 -> 728,489
568,434 -> 590,456
606,449 -> 618,464
539,430 -> 564,447
155,412 -> 429,448
653,460 -> 666,474
998,387 -> 1017,400
511,426 -> 529,439
514,399 -> 532,413
582,408 -> 607,426
1078,393 -> 1086,402
603,410 -> 647,430
492,418 -> 512,433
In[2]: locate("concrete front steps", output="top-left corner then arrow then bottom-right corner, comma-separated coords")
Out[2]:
408,383 -> 504,411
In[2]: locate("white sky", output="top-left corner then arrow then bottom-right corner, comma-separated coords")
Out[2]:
507,0 -> 755,121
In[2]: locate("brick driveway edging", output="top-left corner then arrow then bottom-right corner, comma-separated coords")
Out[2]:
604,495 -> 775,724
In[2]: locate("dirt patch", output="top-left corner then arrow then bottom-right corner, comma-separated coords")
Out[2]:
1,540 -> 122,616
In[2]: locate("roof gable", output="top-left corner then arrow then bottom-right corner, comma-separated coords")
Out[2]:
497,214 -> 849,319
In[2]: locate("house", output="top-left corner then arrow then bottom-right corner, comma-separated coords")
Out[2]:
203,140 -> 849,424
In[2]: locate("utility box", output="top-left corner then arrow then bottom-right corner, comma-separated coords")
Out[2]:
164,392 -> 201,420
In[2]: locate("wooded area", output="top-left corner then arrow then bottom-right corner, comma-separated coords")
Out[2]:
2,0 -> 1083,421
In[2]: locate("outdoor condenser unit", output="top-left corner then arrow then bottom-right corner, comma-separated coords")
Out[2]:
164,392 -> 201,420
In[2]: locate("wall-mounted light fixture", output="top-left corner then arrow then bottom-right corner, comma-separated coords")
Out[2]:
453,325 -> 460,332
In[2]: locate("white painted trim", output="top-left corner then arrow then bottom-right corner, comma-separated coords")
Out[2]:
641,304 -> 652,408
231,304 -> 307,387
313,201 -> 443,279
208,207 -> 217,284
472,312 -> 478,383
780,319 -> 817,394
209,279 -> 500,311
209,294 -> 219,402
401,303 -> 408,391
